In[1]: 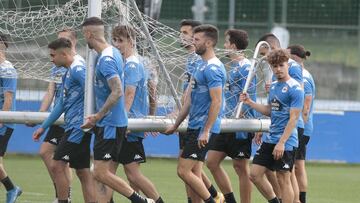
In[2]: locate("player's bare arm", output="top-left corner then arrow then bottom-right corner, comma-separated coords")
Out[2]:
198,87 -> 222,148
273,108 -> 301,160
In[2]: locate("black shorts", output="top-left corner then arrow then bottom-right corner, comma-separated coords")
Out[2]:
252,142 -> 296,172
208,132 -> 253,159
295,128 -> 310,160
181,128 -> 215,162
116,137 -> 146,165
93,126 -> 127,161
53,129 -> 92,169
43,125 -> 65,145
0,127 -> 14,156
178,131 -> 187,150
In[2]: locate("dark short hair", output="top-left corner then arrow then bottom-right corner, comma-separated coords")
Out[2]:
179,19 -> 202,28
288,44 -> 311,59
81,17 -> 104,27
58,28 -> 77,41
267,49 -> 290,67
225,29 -> 249,50
0,33 -> 8,48
193,24 -> 219,46
48,38 -> 72,50
112,25 -> 136,41
256,33 -> 279,46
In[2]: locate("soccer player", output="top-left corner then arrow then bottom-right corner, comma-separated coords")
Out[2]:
240,49 -> 304,203
0,33 -> 22,203
111,24 -> 164,203
27,29 -> 76,202
179,19 -> 224,203
32,38 -> 96,203
80,17 -> 154,203
164,24 -> 226,203
206,29 -> 253,203
288,45 -> 315,203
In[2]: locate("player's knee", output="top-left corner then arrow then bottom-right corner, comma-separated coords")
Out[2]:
249,171 -> 260,183
206,159 -> 219,171
93,167 -> 107,182
177,166 -> 188,179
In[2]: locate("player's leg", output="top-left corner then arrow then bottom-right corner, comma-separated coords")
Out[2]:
274,148 -> 297,203
231,133 -> 253,203
95,161 -> 117,203
93,126 -> 152,203
265,170 -> 282,200
276,171 -> 293,203
121,138 -> 163,202
206,150 -> 229,196
177,157 -> 214,202
250,143 -> 280,202
201,171 -> 223,202
0,128 -> 22,203
40,126 -> 72,201
233,159 -> 252,203
295,134 -> 310,203
178,129 -> 216,202
290,169 -> 300,203
124,163 -> 162,201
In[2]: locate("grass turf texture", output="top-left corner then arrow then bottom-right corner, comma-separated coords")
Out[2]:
0,155 -> 359,202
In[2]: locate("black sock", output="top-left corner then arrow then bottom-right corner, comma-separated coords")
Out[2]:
300,192 -> 306,203
207,184 -> 218,198
268,197 -> 280,203
204,196 -> 215,203
156,196 -> 164,203
128,192 -> 147,203
187,197 -> 192,203
109,196 -> 115,203
1,176 -> 15,191
224,192 -> 237,203
58,200 -> 68,203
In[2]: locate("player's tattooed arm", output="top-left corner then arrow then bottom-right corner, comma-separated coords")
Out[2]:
97,76 -> 123,119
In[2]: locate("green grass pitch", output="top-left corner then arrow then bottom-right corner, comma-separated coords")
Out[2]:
0,155 -> 359,202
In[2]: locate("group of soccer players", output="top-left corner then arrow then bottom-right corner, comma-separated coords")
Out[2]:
0,16 -> 315,203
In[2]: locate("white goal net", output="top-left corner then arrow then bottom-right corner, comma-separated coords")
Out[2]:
0,0 -> 271,131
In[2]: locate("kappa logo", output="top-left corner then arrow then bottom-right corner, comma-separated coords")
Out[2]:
238,152 -> 245,157
134,154 -> 142,160
50,138 -> 57,144
62,155 -> 70,161
189,153 -> 198,159
283,164 -> 290,169
103,153 -> 112,159
104,57 -> 112,62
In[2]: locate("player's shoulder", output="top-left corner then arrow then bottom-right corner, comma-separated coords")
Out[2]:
206,57 -> 225,71
70,55 -> 86,72
239,58 -> 251,67
126,55 -> 140,65
0,60 -> 17,77
288,59 -> 302,69
286,78 -> 302,91
99,46 -> 119,63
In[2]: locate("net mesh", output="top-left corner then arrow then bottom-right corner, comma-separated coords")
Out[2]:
0,0 -> 272,119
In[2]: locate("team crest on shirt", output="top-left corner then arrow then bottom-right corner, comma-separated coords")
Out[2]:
282,86 -> 288,93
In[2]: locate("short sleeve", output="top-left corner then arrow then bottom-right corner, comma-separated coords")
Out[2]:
124,62 -> 141,87
204,65 -> 224,89
289,64 -> 303,84
290,85 -> 304,109
303,79 -> 312,96
99,57 -> 120,81
1,77 -> 17,93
